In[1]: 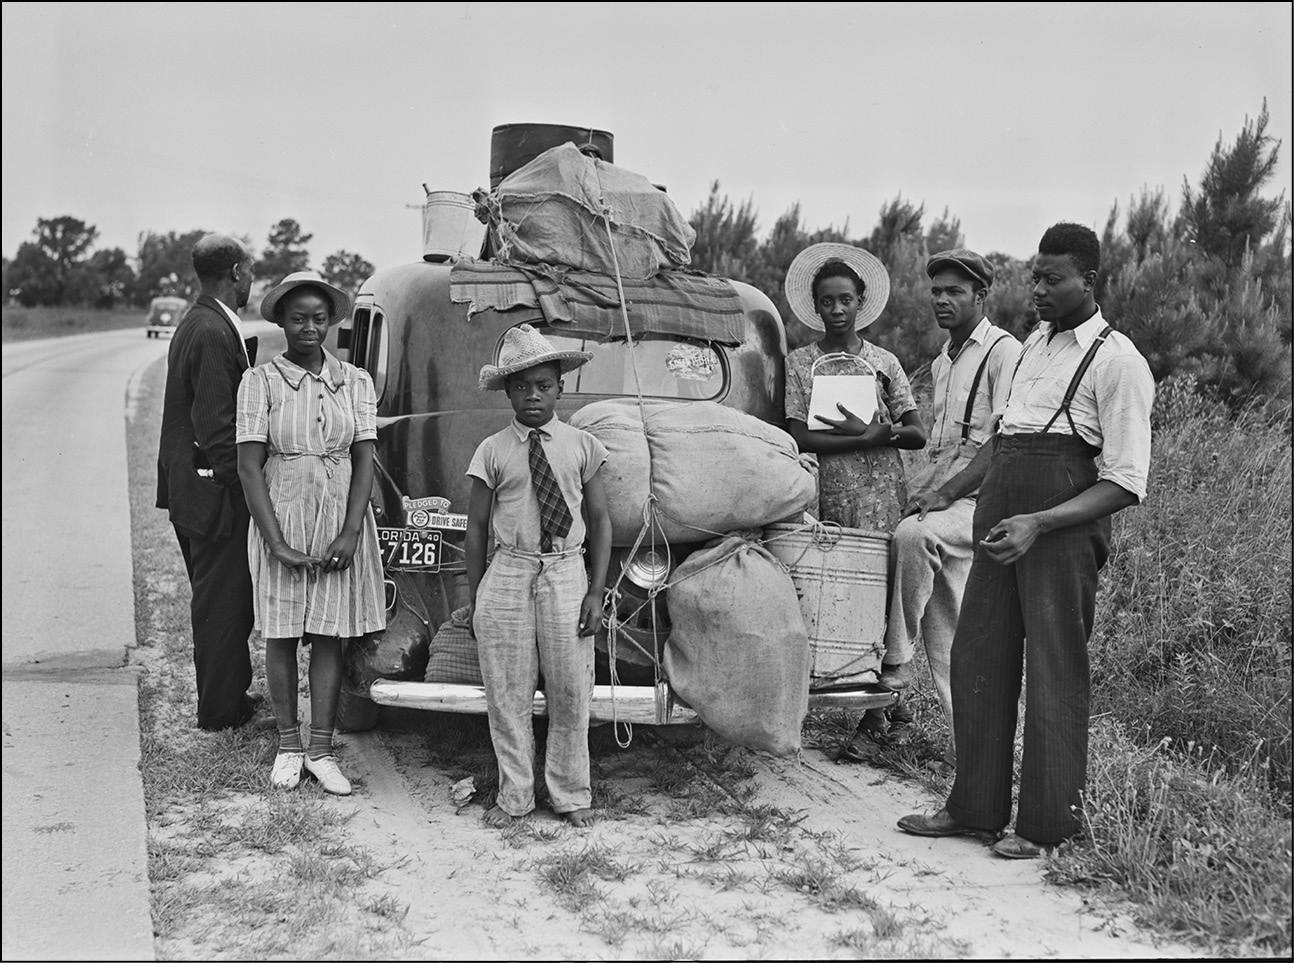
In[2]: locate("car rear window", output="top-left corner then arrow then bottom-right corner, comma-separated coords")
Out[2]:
524,327 -> 727,400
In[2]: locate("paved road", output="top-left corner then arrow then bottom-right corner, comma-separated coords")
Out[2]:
2,329 -> 167,960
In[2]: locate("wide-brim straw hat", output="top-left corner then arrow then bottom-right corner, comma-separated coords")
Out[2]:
479,323 -> 594,391
260,271 -> 353,325
784,243 -> 891,331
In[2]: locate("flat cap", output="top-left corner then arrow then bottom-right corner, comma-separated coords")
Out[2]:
926,248 -> 994,289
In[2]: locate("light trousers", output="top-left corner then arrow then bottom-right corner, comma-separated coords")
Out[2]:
883,497 -> 977,755
474,549 -> 593,817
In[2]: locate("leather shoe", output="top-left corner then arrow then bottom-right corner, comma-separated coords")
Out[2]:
271,751 -> 305,789
303,754 -> 352,795
991,833 -> 1050,859
897,808 -> 992,839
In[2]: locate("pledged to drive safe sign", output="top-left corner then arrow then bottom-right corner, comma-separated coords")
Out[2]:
377,494 -> 469,571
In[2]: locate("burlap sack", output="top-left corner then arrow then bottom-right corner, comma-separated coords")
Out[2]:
570,399 -> 818,546
663,534 -> 810,755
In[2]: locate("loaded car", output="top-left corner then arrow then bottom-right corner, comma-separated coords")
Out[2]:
332,123 -> 897,740
145,296 -> 189,338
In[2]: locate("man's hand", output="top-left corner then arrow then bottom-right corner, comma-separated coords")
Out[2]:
907,489 -> 954,520
815,404 -> 889,446
980,513 -> 1045,565
578,590 -> 603,636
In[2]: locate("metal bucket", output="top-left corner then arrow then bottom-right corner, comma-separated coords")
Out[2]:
762,522 -> 890,688
421,191 -> 487,263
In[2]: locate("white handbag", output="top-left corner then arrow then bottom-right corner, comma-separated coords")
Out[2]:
807,352 -> 878,430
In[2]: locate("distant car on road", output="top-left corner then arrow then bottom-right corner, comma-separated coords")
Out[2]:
144,297 -> 188,338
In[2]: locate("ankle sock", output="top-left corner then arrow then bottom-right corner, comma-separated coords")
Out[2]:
278,724 -> 304,754
307,725 -> 334,760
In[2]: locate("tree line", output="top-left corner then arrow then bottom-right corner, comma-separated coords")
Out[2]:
687,101 -> 1290,409
4,103 -> 1287,406
1,217 -> 374,310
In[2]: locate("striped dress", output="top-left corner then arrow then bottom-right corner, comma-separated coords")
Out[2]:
236,351 -> 387,639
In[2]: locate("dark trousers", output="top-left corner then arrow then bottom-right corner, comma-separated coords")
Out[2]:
174,506 -> 255,730
944,434 -> 1110,844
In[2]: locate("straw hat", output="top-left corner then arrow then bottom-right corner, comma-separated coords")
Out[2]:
784,243 -> 891,331
260,271 -> 352,325
478,323 -> 594,391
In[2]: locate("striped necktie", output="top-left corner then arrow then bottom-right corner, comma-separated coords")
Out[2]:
528,429 -> 574,552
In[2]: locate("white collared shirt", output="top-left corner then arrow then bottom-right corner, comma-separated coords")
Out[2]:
1000,309 -> 1155,500
215,298 -> 251,366
928,317 -> 1021,451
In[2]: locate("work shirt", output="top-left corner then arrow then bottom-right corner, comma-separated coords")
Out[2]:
928,317 -> 1021,451
467,415 -> 608,554
1000,309 -> 1154,500
214,298 -> 252,367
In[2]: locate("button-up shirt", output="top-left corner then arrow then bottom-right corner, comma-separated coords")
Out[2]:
928,317 -> 1021,451
467,415 -> 608,554
1000,309 -> 1154,500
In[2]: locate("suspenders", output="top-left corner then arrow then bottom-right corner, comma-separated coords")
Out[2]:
1040,324 -> 1113,435
959,333 -> 1010,443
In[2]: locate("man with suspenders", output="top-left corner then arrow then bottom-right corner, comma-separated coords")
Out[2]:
899,223 -> 1154,859
844,249 -> 1020,766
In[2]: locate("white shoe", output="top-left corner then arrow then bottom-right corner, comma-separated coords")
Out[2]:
271,751 -> 305,789
303,754 -> 352,795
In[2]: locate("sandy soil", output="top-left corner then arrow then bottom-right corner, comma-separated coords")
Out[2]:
321,718 -> 1200,961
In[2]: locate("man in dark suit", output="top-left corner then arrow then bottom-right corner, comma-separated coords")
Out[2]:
157,233 -> 262,730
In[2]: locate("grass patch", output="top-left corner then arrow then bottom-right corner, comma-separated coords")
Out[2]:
1,303 -> 154,341
1049,718 -> 1292,958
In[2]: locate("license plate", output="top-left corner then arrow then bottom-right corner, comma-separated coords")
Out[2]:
376,527 -> 442,571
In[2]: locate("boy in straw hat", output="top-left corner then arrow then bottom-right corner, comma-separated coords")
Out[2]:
464,324 -> 612,828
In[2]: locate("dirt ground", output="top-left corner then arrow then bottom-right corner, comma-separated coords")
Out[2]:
126,343 -> 1201,961
306,714 -> 1199,961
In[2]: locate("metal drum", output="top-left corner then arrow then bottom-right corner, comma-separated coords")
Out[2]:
489,122 -> 614,187
762,522 -> 890,688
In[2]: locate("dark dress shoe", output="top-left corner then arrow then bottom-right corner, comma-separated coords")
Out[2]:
897,808 -> 994,839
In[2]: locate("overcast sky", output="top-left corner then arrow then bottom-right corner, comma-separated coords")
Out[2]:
2,1 -> 1290,275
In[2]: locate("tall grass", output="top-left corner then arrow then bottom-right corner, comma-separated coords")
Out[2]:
1090,375 -> 1292,802
1054,376 -> 1293,957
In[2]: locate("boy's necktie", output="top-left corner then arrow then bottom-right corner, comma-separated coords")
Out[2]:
528,430 -> 574,552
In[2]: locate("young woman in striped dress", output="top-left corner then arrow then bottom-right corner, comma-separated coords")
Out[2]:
236,272 -> 386,795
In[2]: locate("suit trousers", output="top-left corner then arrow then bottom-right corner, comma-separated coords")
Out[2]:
884,496 -> 977,756
174,504 -> 255,730
944,434 -> 1110,844
474,548 -> 593,817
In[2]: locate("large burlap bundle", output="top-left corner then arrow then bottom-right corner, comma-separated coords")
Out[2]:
664,534 -> 810,755
569,399 -> 817,546
487,143 -> 695,279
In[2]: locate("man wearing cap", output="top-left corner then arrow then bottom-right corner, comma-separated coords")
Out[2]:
156,233 -> 263,731
881,249 -> 1020,768
899,222 -> 1154,859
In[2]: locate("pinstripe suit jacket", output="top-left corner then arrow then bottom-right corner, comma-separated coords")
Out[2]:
156,295 -> 259,540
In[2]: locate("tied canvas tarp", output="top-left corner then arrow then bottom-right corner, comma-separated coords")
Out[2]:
482,142 -> 695,279
448,259 -> 748,346
664,534 -> 810,756
569,399 -> 818,546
